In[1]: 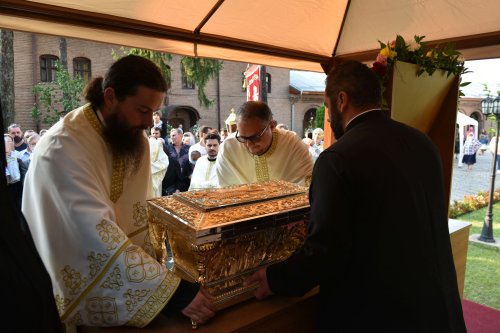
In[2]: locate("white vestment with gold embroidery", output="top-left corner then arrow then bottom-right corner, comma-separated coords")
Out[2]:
188,155 -> 218,190
22,104 -> 180,328
216,129 -> 313,187
149,138 -> 169,197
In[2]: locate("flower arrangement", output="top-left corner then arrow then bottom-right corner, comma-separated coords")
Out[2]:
448,189 -> 500,218
371,35 -> 470,105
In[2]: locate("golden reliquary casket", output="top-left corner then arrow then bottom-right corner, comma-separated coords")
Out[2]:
147,180 -> 310,310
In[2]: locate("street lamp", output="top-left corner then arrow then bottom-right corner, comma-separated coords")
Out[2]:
479,94 -> 500,243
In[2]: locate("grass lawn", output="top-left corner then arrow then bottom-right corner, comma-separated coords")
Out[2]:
454,203 -> 500,310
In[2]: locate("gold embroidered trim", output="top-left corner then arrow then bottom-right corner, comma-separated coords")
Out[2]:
126,274 -> 181,327
67,311 -> 83,326
86,297 -> 119,326
132,202 -> 149,227
128,225 -> 149,239
253,129 -> 279,182
60,239 -> 132,321
110,158 -> 125,203
100,265 -> 123,290
83,103 -> 125,203
124,246 -> 162,282
55,294 -> 71,317
83,104 -> 103,134
97,220 -> 127,251
124,289 -> 150,313
254,155 -> 269,182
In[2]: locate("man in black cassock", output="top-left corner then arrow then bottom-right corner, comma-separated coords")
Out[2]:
247,61 -> 466,332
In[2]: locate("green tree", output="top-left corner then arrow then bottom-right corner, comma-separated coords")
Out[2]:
312,105 -> 325,130
112,47 -> 172,84
181,57 -> 223,107
0,29 -> 15,130
113,47 -> 223,108
32,61 -> 85,127
482,83 -> 491,97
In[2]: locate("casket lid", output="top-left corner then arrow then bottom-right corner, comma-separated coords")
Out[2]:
147,180 -> 309,230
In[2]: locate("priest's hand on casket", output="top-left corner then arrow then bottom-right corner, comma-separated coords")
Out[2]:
181,286 -> 215,327
245,267 -> 274,300
162,280 -> 215,328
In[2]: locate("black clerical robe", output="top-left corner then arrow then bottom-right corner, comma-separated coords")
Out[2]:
267,110 -> 466,332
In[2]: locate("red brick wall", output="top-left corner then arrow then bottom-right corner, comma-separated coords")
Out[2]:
12,31 -> 311,135
13,31 -> 36,131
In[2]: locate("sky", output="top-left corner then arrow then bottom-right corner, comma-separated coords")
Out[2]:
461,58 -> 500,98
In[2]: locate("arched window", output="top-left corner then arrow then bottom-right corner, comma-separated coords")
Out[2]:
40,55 -> 59,82
73,57 -> 91,81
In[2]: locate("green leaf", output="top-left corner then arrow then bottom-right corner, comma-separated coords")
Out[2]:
114,47 -> 222,108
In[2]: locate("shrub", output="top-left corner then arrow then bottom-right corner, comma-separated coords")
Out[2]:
449,189 -> 500,218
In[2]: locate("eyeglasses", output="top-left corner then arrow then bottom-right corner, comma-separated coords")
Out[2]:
235,122 -> 270,144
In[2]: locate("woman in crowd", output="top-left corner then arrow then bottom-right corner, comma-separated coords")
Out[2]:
462,133 -> 482,170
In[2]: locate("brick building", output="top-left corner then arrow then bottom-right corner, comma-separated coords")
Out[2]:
11,31 -> 323,136
458,98 -> 496,137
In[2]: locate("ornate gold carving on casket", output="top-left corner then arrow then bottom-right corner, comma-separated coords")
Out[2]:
147,180 -> 310,309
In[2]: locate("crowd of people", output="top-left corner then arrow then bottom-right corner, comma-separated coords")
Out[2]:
4,124 -> 43,209
2,55 -> 466,332
148,121 -> 226,192
146,107 -> 323,195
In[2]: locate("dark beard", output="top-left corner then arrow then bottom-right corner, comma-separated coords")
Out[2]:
102,112 -> 145,176
330,104 -> 345,140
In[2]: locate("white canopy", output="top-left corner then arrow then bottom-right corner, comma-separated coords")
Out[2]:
456,112 -> 479,167
0,0 -> 499,72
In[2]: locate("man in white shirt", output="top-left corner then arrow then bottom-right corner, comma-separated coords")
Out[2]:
152,110 -> 168,139
189,132 -> 220,190
188,125 -> 212,164
216,101 -> 313,187
17,133 -> 40,163
309,128 -> 324,162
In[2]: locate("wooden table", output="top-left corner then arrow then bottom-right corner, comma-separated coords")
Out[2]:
81,288 -> 319,333
81,219 -> 472,332
448,219 -> 472,299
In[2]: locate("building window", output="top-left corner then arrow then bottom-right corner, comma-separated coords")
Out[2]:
181,64 -> 195,89
40,55 -> 59,82
266,73 -> 271,94
241,72 -> 271,93
241,72 -> 246,92
73,57 -> 91,81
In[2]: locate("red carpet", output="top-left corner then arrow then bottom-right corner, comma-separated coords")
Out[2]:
462,299 -> 500,333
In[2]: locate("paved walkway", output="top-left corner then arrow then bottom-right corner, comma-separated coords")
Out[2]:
450,151 -> 500,203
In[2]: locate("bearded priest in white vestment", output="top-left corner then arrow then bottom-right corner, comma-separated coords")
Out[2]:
189,156 -> 218,190
22,55 -> 214,329
216,101 -> 313,187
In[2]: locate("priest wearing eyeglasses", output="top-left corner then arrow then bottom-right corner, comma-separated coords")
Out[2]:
216,101 -> 313,187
